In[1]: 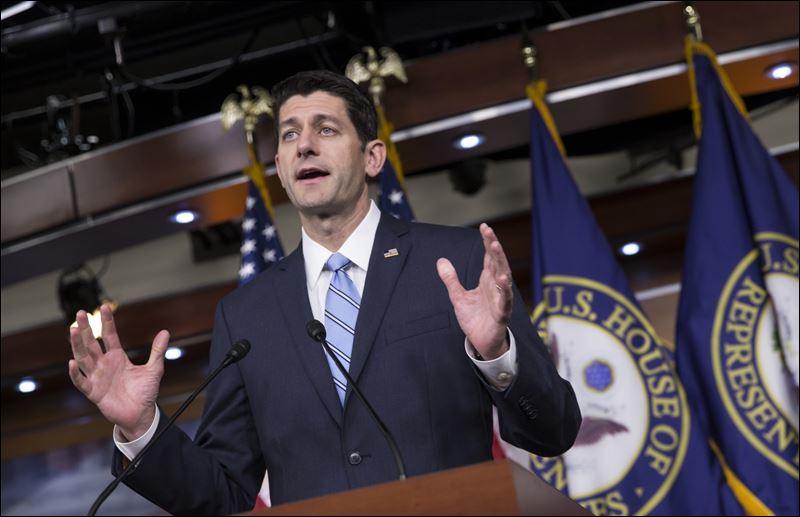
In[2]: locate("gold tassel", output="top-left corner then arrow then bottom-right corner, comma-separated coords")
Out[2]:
376,104 -> 407,189
708,439 -> 774,516
526,80 -> 566,159
244,141 -> 275,219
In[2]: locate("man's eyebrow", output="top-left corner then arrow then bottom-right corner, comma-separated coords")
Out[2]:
278,114 -> 342,130
312,114 -> 342,126
278,116 -> 299,130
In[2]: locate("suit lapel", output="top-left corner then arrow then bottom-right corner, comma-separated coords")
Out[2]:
346,214 -> 412,406
275,246 -> 343,428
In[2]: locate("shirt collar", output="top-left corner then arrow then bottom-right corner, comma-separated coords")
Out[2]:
302,200 -> 382,290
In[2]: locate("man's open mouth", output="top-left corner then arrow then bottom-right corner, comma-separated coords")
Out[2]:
297,168 -> 330,180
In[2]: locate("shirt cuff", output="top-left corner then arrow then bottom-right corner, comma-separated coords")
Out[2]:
113,410 -> 160,461
465,329 -> 518,390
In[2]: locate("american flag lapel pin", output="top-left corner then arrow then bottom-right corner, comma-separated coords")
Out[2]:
383,248 -> 399,258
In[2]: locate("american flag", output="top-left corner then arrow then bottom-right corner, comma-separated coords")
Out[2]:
377,159 -> 415,221
239,176 -> 284,285
375,104 -> 415,221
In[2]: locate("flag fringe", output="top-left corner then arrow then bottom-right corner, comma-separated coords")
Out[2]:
684,37 -> 751,140
245,142 -> 275,219
708,439 -> 774,516
376,105 -> 407,189
526,81 -> 566,158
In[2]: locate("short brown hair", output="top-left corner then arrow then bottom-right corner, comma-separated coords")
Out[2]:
271,70 -> 377,150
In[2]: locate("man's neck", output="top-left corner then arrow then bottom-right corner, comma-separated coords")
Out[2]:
300,196 -> 371,252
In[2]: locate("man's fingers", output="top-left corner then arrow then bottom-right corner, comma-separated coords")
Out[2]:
481,223 -> 512,287
437,258 -> 465,301
479,224 -> 497,277
69,325 -> 95,373
146,330 -> 170,369
68,359 -> 90,395
100,304 -> 123,351
76,310 -> 104,361
495,273 -> 513,317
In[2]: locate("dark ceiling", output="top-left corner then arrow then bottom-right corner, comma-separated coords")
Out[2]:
1,0 -> 643,177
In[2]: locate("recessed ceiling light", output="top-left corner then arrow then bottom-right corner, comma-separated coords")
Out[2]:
620,242 -> 642,256
765,62 -> 796,80
170,210 -> 200,225
453,133 -> 485,150
165,347 -> 183,360
16,377 -> 38,393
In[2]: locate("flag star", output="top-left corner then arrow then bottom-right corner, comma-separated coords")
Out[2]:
240,239 -> 256,254
239,262 -> 256,279
262,225 -> 276,239
242,218 -> 256,232
246,196 -> 256,209
263,249 -> 277,262
389,189 -> 404,205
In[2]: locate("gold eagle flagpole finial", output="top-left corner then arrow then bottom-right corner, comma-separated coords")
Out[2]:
345,46 -> 407,107
221,85 -> 272,144
220,85 -> 276,215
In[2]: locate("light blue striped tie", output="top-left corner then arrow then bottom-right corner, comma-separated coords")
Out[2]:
324,253 -> 361,405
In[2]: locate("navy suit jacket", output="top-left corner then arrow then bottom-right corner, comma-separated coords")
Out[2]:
114,213 -> 581,515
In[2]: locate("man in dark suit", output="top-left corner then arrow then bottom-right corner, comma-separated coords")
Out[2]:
68,70 -> 580,514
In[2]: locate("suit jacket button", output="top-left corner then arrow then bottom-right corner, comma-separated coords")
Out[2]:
349,452 -> 362,465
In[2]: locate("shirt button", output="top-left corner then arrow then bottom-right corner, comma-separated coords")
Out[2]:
497,372 -> 511,382
348,452 -> 362,465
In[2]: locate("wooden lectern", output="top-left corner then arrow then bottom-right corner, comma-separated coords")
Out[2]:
244,459 -> 590,516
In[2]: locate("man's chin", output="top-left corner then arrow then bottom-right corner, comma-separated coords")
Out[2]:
295,198 -> 342,219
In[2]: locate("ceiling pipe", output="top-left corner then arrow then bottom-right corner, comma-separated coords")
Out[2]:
0,1 -> 184,49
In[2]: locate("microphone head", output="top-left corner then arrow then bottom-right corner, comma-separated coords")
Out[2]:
226,339 -> 251,363
306,319 -> 326,343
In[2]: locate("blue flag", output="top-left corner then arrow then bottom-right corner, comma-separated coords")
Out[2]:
675,39 -> 799,515
239,174 -> 284,285
523,81 -> 742,515
375,105 -> 415,221
377,159 -> 415,221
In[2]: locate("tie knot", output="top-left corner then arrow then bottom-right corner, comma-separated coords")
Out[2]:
326,253 -> 351,272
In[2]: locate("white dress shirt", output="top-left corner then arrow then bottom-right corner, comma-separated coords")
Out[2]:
116,200 -> 517,459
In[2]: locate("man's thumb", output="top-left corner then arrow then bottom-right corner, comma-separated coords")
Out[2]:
147,330 -> 170,368
436,258 -> 464,299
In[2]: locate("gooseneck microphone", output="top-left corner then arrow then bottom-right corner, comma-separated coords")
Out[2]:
88,339 -> 251,516
306,319 -> 407,480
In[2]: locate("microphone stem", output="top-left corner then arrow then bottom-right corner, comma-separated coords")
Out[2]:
319,339 -> 407,480
88,355 -> 234,516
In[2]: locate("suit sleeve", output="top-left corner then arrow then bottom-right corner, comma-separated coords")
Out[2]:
463,235 -> 582,457
111,302 -> 265,515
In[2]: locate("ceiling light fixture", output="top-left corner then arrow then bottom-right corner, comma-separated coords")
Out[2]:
170,209 -> 200,225
620,242 -> 642,256
59,264 -> 117,338
765,62 -> 797,80
165,347 -> 183,360
16,377 -> 38,394
1,1 -> 35,21
453,133 -> 485,150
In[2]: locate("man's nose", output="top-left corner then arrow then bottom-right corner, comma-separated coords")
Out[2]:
296,130 -> 318,157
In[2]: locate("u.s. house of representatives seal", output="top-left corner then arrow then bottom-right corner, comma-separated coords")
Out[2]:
713,232 -> 799,478
530,276 -> 689,516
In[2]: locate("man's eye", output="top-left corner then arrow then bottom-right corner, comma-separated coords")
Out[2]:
320,127 -> 335,135
283,131 -> 297,141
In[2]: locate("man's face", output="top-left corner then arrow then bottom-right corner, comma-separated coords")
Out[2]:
274,91 -> 379,217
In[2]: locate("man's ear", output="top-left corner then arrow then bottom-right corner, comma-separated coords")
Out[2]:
364,139 -> 387,179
